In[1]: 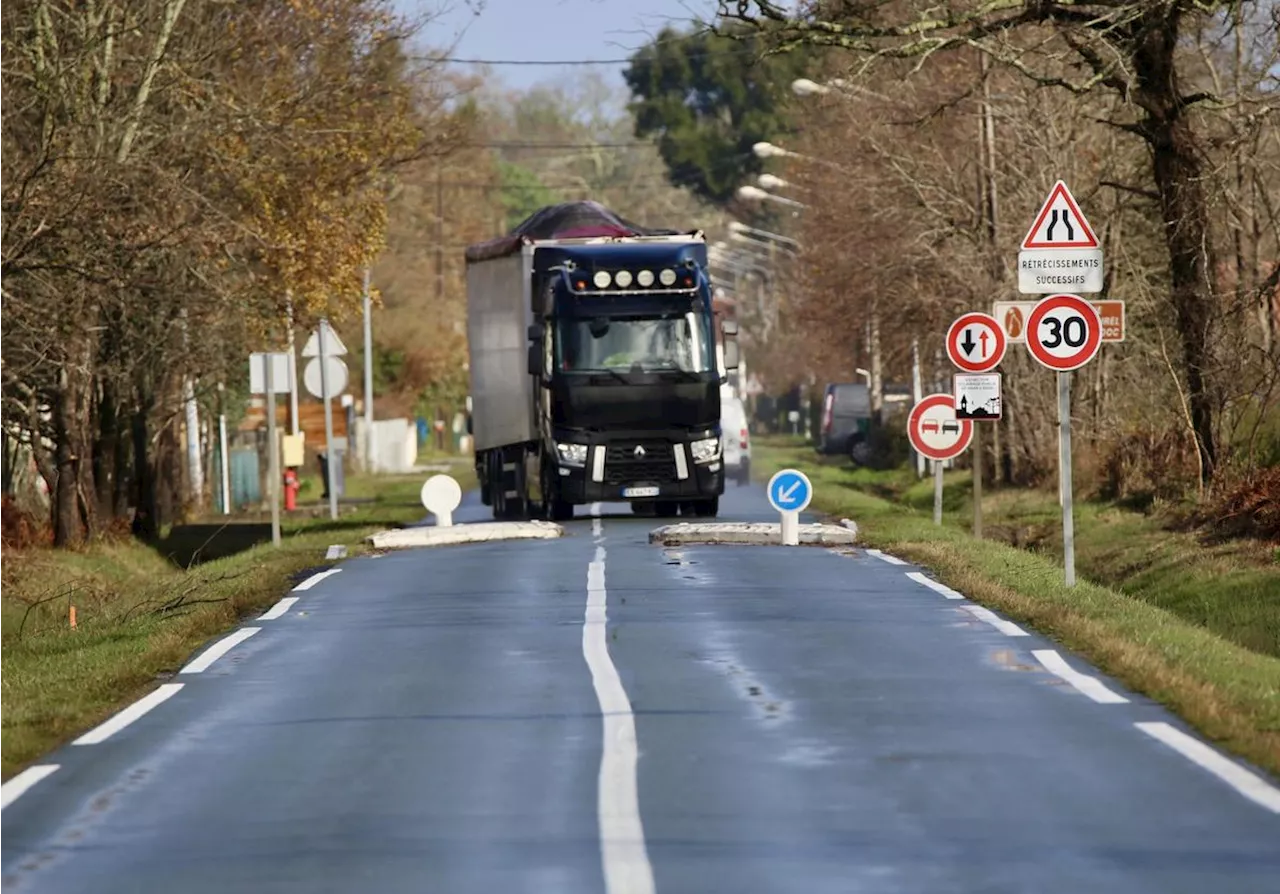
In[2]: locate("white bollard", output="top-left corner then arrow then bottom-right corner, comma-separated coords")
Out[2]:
420,474 -> 462,528
780,510 -> 799,546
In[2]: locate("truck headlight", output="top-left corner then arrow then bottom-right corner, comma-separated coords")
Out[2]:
690,436 -> 720,463
556,442 -> 588,466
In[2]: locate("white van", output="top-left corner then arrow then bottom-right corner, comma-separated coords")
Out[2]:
721,396 -> 751,485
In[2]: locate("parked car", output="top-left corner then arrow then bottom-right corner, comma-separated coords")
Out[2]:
721,395 -> 752,485
816,383 -> 873,465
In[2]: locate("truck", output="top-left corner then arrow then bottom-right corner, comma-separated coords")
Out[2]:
465,201 -> 740,521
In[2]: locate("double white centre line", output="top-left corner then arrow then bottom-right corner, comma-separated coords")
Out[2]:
583,529 -> 655,894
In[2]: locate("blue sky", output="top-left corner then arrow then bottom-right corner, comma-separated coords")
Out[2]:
395,0 -> 720,92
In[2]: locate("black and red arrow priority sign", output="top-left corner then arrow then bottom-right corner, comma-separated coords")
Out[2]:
946,312 -> 1007,373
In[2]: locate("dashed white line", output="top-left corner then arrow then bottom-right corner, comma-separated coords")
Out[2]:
589,501 -> 603,517
906,571 -> 965,599
179,627 -> 261,674
73,683 -> 185,745
258,596 -> 300,621
1136,722 -> 1280,814
1032,650 -> 1129,704
583,544 -> 655,894
293,568 -> 341,591
867,548 -> 908,566
961,604 -> 1028,637
1,764 -> 60,810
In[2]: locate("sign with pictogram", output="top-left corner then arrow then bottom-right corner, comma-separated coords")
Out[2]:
1018,181 -> 1104,294
946,312 -> 1006,373
994,299 -> 1124,343
1025,293 -> 1103,371
954,374 -> 1002,420
907,393 -> 973,461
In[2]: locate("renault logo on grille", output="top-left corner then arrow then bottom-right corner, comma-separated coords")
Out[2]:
633,445 -> 646,458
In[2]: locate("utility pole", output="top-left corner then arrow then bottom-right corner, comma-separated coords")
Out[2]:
362,267 -> 375,472
218,382 -> 231,514
285,293 -> 300,436
436,168 -> 445,302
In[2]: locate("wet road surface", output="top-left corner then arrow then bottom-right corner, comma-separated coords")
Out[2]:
4,482 -> 1279,893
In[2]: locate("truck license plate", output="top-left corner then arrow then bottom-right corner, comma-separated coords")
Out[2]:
622,486 -> 659,498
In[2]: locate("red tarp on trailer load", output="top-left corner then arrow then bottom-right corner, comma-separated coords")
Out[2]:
464,201 -> 698,263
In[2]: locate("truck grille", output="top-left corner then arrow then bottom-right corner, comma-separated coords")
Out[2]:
604,440 -> 677,485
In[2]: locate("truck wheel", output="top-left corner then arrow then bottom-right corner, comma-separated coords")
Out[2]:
540,463 -> 573,521
654,500 -> 681,518
499,449 -> 530,520
686,498 -> 719,518
488,451 -> 505,520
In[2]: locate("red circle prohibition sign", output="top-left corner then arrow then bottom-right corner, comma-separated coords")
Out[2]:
946,312 -> 1007,373
1025,294 -> 1102,371
907,393 -> 973,462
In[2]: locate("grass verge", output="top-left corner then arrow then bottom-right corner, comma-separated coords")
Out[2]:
1,465 -> 473,780
755,438 -> 1280,777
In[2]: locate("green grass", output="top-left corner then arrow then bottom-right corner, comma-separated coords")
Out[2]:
1,470 -> 466,780
755,437 -> 1280,776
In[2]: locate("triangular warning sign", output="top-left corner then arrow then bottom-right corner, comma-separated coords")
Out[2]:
1021,180 -> 1099,249
301,322 -> 348,357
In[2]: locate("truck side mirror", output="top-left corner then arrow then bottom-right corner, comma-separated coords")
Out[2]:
722,320 -> 738,337
527,323 -> 545,342
527,344 -> 541,376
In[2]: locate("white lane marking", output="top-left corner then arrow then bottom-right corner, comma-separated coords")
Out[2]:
583,544 -> 655,894
293,568 -> 341,591
179,627 -> 261,674
962,604 -> 1028,637
906,571 -> 965,599
1136,722 -> 1280,814
592,517 -> 603,539
1,765 -> 60,810
258,596 -> 300,621
867,548 -> 907,565
73,684 -> 184,745
589,501 -> 603,517
1032,650 -> 1129,704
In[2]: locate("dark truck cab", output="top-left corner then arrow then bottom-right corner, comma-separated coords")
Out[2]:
465,203 -> 739,521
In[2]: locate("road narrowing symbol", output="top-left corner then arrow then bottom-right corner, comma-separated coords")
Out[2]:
946,312 -> 1006,373
767,468 -> 813,514
1022,181 -> 1099,249
1018,180 -> 1104,294
907,394 -> 973,462
1025,293 -> 1103,371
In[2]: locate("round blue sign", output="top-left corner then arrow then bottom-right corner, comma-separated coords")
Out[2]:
766,468 -> 813,514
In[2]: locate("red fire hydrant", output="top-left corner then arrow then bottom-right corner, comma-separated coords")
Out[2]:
283,468 -> 299,511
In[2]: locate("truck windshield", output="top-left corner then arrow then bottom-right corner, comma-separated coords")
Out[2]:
557,312 -> 713,373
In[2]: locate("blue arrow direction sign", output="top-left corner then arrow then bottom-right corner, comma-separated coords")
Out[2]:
767,468 -> 813,514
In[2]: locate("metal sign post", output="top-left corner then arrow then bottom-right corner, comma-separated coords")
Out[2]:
1057,372 -> 1075,585
1025,294 -> 1102,587
265,361 -> 282,546
907,394 -> 973,527
318,319 -> 339,521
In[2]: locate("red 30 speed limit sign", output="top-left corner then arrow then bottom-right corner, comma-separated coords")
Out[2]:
1025,293 -> 1102,371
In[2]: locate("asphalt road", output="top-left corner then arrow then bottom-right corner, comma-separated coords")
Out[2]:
4,480 -> 1279,893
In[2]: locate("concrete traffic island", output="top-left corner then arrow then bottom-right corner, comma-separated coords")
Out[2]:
648,521 -> 857,547
368,520 -> 564,550
366,473 -> 565,550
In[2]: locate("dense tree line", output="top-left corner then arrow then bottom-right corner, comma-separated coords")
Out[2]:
622,5 -> 1280,497
2,0 -> 461,544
